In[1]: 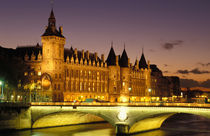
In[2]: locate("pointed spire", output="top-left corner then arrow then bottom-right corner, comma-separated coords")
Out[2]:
134,58 -> 139,69
48,9 -> 56,29
50,9 -> 55,19
106,46 -> 116,66
119,47 -> 128,67
38,51 -> 42,60
139,50 -> 148,69
42,9 -> 64,37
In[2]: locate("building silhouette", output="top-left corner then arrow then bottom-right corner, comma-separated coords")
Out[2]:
0,10 -> 180,102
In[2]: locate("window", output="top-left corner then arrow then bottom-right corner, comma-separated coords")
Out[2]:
38,71 -> 41,76
55,74 -> 57,79
58,84 -> 60,90
54,84 -> 56,90
66,70 -> 69,77
30,72 -> 34,76
80,82 -> 83,91
59,74 -> 61,79
24,72 -> 28,76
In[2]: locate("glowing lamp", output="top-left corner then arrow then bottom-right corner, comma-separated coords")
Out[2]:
117,107 -> 128,121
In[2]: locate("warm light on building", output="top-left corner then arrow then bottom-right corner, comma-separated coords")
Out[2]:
117,107 -> 128,121
0,9 -> 180,103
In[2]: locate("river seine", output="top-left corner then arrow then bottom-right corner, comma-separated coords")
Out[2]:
1,114 -> 210,136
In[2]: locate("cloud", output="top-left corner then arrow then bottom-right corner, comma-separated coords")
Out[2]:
190,68 -> 210,74
177,68 -> 210,75
177,69 -> 189,74
162,40 -> 183,50
180,79 -> 210,88
198,62 -> 210,67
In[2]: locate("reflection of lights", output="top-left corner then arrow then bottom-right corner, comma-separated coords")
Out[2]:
117,107 -> 128,121
120,96 -> 128,103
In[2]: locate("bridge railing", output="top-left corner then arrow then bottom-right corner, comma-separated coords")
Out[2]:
30,102 -> 210,108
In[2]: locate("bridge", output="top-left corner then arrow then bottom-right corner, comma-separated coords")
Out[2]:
0,102 -> 210,135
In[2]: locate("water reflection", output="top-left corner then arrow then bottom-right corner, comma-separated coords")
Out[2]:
1,114 -> 210,136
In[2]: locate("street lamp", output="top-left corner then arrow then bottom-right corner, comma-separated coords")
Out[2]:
148,88 -> 152,102
0,80 -> 4,101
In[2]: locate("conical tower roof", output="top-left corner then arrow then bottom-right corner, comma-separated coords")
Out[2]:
120,49 -> 128,67
139,52 -> 147,69
106,46 -> 116,66
42,9 -> 64,38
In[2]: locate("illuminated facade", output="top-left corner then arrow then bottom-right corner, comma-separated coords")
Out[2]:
0,10 -> 180,102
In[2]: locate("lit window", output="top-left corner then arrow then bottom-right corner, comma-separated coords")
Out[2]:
24,72 -> 28,76
31,72 -> 34,76
38,71 -> 41,76
123,82 -> 125,86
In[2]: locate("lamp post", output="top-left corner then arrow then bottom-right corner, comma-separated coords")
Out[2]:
148,88 -> 152,102
0,81 -> 4,102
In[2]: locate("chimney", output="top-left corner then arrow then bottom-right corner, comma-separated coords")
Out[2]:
116,56 -> 118,66
101,54 -> 105,62
82,49 -> 85,58
95,52 -> 98,61
59,26 -> 63,35
86,51 -> 89,60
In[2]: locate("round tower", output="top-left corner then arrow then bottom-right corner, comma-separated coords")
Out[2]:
41,9 -> 66,102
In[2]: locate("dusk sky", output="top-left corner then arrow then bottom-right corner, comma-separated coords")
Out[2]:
0,0 -> 210,85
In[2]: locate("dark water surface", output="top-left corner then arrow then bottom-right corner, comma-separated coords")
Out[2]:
1,114 -> 210,136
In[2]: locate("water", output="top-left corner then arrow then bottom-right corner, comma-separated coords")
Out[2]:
1,114 -> 210,136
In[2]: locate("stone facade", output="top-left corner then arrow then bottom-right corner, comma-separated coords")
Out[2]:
0,10 -> 180,102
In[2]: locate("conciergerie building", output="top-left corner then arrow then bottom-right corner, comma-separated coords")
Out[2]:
0,10 -> 180,102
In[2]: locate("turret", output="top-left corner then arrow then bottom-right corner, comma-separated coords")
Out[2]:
139,49 -> 148,69
41,9 -> 66,102
31,52 -> 36,61
37,51 -> 42,60
106,45 -> 116,66
119,48 -> 128,67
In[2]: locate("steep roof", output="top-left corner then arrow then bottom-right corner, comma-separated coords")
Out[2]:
119,49 -> 128,67
42,9 -> 64,38
16,44 -> 42,60
64,47 -> 103,66
106,46 -> 116,66
139,53 -> 148,69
